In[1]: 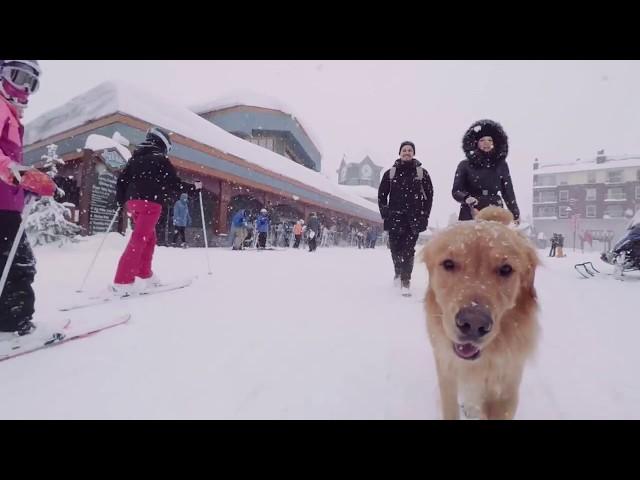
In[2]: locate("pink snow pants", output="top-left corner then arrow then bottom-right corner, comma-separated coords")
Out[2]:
113,200 -> 162,285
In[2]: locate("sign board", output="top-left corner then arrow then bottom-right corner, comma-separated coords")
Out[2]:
89,148 -> 128,234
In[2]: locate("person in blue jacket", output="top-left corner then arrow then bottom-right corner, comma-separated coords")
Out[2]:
256,208 -> 271,249
172,193 -> 192,247
231,209 -> 249,250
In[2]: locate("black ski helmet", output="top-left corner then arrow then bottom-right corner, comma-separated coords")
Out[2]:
145,126 -> 173,154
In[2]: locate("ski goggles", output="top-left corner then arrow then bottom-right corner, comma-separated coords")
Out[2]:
1,65 -> 40,94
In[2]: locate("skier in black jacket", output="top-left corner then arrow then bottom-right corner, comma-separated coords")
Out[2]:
113,127 -> 200,294
452,119 -> 520,222
378,141 -> 433,296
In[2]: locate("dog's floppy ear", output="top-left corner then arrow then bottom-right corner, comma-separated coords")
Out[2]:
421,240 -> 440,271
475,206 -> 513,225
520,245 -> 539,301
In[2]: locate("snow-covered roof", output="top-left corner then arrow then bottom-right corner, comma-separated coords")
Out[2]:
25,81 -> 376,217
84,134 -> 132,161
189,90 -> 323,155
339,184 -> 379,200
536,155 -> 640,175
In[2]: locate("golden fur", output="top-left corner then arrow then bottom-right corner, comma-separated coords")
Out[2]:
421,206 -> 539,420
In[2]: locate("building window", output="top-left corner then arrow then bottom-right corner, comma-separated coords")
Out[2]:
536,206 -> 556,217
559,190 -> 569,202
603,205 -> 625,218
586,205 -> 596,218
607,170 -> 623,183
559,206 -> 570,218
558,174 -> 568,185
252,136 -> 275,151
587,172 -> 597,184
586,188 -> 596,201
284,148 -> 296,162
534,190 -> 557,203
606,187 -> 626,201
534,175 -> 556,187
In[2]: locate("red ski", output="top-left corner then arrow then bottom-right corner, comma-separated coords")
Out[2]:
0,314 -> 131,362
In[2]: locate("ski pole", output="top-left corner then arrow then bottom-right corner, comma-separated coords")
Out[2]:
0,200 -> 33,300
76,207 -> 121,293
198,187 -> 212,275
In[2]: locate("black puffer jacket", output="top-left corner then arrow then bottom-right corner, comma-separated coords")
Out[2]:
307,215 -> 320,233
116,145 -> 194,206
452,119 -> 520,221
378,158 -> 433,232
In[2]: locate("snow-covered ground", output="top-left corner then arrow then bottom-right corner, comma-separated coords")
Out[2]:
0,235 -> 638,419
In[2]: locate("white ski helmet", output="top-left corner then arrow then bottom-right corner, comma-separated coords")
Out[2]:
0,60 -> 41,107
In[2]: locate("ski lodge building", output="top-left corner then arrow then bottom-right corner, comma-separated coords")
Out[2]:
23,82 -> 382,246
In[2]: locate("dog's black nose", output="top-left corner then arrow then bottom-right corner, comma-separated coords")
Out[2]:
455,305 -> 493,339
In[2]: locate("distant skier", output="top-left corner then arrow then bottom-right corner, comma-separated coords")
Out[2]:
549,234 -> 558,257
172,193 -> 192,248
307,212 -> 320,252
293,219 -> 304,248
230,209 -> 249,250
256,208 -> 270,249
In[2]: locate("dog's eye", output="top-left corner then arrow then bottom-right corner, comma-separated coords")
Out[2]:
498,264 -> 513,277
442,259 -> 456,271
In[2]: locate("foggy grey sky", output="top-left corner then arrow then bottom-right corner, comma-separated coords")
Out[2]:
23,60 -> 640,226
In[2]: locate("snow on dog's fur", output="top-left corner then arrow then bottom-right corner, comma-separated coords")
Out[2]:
421,206 -> 539,419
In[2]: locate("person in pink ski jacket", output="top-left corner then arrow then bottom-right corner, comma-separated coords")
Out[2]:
0,60 -> 54,337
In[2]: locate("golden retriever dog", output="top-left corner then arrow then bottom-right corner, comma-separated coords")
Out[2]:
421,206 -> 539,420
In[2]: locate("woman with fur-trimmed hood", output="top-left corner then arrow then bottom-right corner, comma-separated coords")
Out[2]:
452,119 -> 520,222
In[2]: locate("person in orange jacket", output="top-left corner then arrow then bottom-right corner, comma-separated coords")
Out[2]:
292,219 -> 304,248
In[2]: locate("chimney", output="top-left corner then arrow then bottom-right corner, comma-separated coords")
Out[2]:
533,158 -> 539,170
596,149 -> 606,164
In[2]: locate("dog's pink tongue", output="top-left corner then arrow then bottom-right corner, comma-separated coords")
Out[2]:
455,343 -> 479,358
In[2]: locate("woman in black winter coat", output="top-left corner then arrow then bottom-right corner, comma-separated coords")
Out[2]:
452,119 -> 520,222
378,141 -> 433,295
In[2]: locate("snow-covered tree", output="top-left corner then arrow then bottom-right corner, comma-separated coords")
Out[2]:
25,144 -> 82,246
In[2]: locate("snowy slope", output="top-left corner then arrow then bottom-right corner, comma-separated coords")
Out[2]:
0,238 -> 638,419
